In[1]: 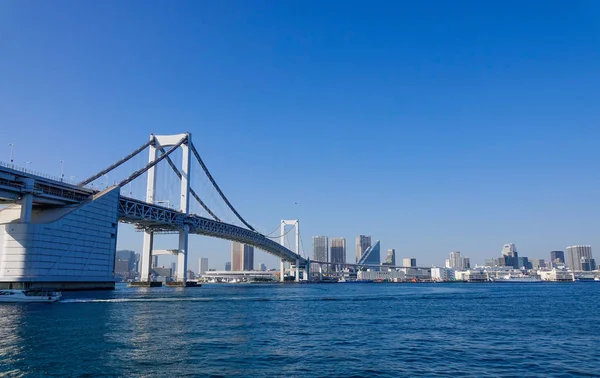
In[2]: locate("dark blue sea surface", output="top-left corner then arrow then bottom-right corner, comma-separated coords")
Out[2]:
1,282 -> 599,377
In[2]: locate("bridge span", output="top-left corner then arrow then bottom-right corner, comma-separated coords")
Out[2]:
0,133 -> 307,290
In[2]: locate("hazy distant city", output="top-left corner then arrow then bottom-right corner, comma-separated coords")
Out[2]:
115,237 -> 597,284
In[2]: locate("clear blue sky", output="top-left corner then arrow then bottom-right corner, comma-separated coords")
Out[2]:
2,1 -> 600,269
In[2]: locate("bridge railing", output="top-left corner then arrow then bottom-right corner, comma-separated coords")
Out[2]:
0,160 -> 96,188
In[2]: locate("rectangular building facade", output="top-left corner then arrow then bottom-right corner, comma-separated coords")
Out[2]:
199,257 -> 208,274
566,245 -> 592,271
356,235 -> 371,263
231,242 -> 254,271
313,236 -> 329,263
331,238 -> 347,271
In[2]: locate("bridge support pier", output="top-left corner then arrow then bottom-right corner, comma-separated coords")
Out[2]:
295,258 -> 300,282
177,225 -> 189,282
140,231 -> 154,282
280,259 -> 285,282
319,264 -> 323,281
18,179 -> 34,223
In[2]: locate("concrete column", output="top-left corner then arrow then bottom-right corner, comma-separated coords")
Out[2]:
177,225 -> 189,282
18,178 -> 34,223
319,264 -> 323,281
280,259 -> 285,282
295,258 -> 300,282
140,231 -> 154,282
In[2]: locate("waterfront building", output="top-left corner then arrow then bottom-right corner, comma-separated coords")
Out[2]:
171,262 -> 176,278
357,240 -> 381,267
199,258 -> 208,274
566,245 -> 593,271
538,269 -> 575,282
152,255 -> 159,268
384,249 -> 396,266
225,261 -> 231,271
550,250 -> 565,264
231,242 -> 254,271
356,235 -> 371,263
313,236 -> 328,264
402,257 -> 416,268
259,263 -> 267,271
357,269 -> 405,281
431,267 -> 454,281
330,238 -> 347,271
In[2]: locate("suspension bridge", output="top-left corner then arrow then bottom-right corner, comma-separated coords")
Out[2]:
0,133 -> 308,290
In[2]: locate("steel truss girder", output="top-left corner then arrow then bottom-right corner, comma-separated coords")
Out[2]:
118,197 -> 305,263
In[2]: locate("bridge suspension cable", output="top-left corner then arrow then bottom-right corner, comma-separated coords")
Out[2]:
117,137 -> 187,188
157,147 -> 221,222
77,138 -> 155,187
189,143 -> 256,232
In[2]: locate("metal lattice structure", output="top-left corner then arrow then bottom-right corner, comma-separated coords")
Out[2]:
118,197 -> 304,263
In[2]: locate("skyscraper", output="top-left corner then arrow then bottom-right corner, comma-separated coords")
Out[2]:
550,251 -> 565,264
384,249 -> 396,265
171,262 -> 176,278
566,245 -> 593,271
448,251 -> 463,269
199,257 -> 208,274
357,240 -> 381,266
231,242 -> 254,271
225,261 -> 231,271
356,235 -> 371,263
330,238 -> 346,271
502,243 -> 518,257
500,243 -> 519,268
313,236 -> 329,262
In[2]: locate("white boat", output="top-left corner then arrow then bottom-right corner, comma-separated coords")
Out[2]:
493,274 -> 542,283
0,289 -> 62,303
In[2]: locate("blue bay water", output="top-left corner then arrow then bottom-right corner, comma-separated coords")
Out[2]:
1,283 -> 599,377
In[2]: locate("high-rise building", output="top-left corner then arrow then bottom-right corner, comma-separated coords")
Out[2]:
384,249 -> 396,265
313,236 -> 329,262
115,250 -> 137,281
356,235 -> 371,263
500,243 -> 519,268
152,255 -> 159,268
551,250 -> 565,264
330,238 -> 346,271
225,261 -> 231,271
231,242 -> 254,271
171,262 -> 177,278
259,263 -> 267,271
402,257 -> 416,268
502,243 -> 518,257
462,257 -> 470,269
199,257 -> 208,274
566,245 -> 593,271
448,251 -> 463,269
358,240 -> 381,266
